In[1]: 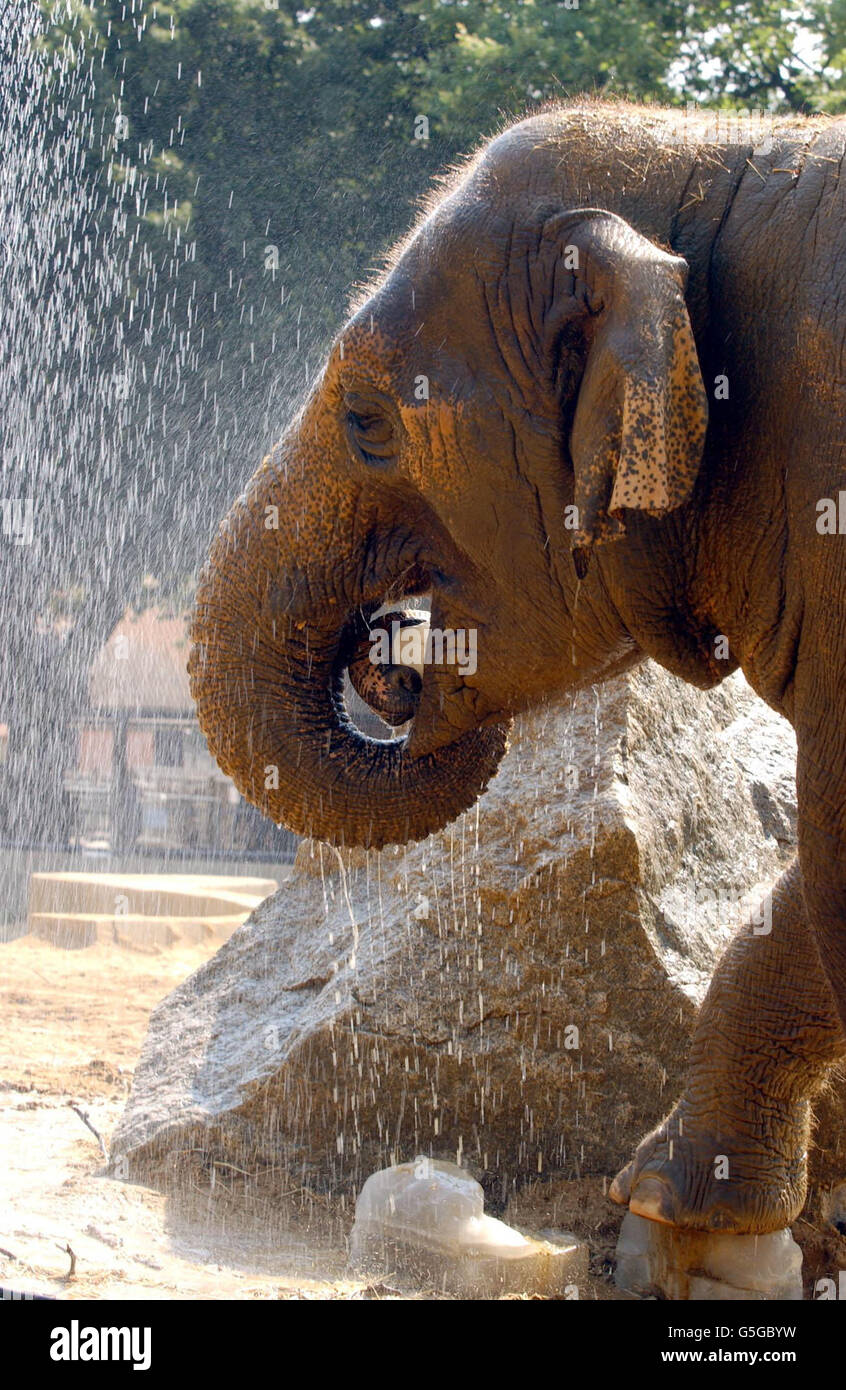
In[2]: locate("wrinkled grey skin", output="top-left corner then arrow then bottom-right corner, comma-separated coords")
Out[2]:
191,103 -> 846,1234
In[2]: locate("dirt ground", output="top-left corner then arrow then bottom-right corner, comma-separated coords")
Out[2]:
1,932 -> 843,1301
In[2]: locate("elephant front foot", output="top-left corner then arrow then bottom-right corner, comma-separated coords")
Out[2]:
609,1097 -> 810,1234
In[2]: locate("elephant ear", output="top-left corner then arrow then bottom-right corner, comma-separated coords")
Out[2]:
542,210 -> 708,578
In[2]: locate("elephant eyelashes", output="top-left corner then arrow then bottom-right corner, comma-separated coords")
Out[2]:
344,391 -> 398,466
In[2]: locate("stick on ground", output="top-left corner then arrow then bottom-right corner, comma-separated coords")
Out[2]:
69,1103 -> 107,1158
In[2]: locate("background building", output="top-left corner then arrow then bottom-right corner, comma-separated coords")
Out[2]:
66,608 -> 295,858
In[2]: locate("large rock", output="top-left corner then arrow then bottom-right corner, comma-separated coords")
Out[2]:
113,666 -> 841,1195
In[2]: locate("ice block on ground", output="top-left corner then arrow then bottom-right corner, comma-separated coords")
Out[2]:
350,1158 -> 588,1298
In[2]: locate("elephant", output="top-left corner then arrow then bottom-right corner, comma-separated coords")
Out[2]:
189,101 -> 846,1237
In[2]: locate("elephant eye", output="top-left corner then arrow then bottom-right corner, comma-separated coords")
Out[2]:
344,391 -> 398,466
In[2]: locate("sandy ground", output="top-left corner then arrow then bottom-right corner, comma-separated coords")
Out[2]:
2,932 -> 843,1301
0,934 -> 365,1299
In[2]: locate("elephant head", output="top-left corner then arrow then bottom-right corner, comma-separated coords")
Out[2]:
189,167 -> 708,849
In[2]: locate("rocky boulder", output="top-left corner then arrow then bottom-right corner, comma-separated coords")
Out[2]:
112,666 -> 843,1196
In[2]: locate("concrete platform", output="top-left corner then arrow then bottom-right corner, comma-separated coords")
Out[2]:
27,872 -> 278,949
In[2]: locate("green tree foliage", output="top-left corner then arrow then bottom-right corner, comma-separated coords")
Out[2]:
679,2 -> 846,113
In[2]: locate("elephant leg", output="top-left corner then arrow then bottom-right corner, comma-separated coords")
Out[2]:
794,642 -> 846,1035
610,859 -> 845,1232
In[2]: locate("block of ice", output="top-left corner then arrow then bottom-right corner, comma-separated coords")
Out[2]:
615,1211 -> 803,1300
350,1158 -> 587,1297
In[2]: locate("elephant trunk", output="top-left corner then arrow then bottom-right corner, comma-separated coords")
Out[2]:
188,450 -> 509,849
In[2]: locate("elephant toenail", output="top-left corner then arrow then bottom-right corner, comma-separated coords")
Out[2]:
629,1177 -> 677,1226
609,1169 -> 633,1204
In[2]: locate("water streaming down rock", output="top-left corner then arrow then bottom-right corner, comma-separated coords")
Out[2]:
111,666 -> 846,1197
